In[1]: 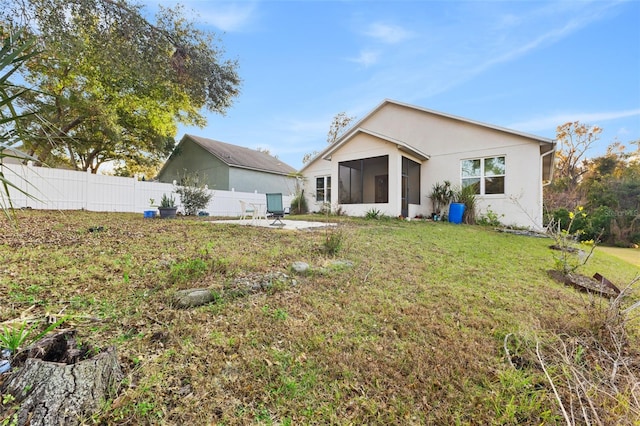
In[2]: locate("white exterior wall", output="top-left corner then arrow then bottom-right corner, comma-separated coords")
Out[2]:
302,101 -> 550,229
302,157 -> 332,212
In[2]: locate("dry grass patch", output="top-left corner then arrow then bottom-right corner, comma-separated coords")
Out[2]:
0,210 -> 638,425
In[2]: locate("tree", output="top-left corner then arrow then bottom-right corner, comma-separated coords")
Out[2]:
326,112 -> 355,144
581,142 -> 640,245
302,112 -> 355,165
1,0 -> 241,173
544,121 -> 602,211
555,121 -> 602,187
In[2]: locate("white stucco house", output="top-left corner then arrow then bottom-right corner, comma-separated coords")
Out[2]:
300,99 -> 555,229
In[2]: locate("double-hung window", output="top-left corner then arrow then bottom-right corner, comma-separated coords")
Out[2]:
461,156 -> 505,195
315,176 -> 331,203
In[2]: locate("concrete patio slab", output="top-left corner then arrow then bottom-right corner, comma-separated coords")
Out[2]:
212,219 -> 337,230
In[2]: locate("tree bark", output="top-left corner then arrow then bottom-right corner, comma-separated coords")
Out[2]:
1,330 -> 123,426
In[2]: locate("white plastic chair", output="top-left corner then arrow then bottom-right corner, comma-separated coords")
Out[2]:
239,200 -> 256,223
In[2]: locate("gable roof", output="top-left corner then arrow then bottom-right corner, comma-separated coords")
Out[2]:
376,99 -> 554,144
180,134 -> 296,176
322,128 -> 430,162
301,99 -> 555,172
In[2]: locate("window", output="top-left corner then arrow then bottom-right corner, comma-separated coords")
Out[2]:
315,176 -> 331,203
461,156 -> 505,195
338,155 -> 388,204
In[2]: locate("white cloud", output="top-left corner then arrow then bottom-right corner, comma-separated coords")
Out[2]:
188,2 -> 258,32
509,109 -> 640,132
348,50 -> 380,67
363,22 -> 412,44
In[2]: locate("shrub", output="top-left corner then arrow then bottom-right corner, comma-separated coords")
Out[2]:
364,208 -> 381,220
323,228 -> 343,256
477,207 -> 503,227
174,173 -> 213,216
429,181 -> 454,216
289,193 -> 308,215
453,184 -> 477,224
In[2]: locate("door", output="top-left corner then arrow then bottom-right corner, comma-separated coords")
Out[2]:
375,175 -> 388,203
401,174 -> 408,218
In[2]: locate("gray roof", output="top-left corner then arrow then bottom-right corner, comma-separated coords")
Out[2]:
183,134 -> 296,175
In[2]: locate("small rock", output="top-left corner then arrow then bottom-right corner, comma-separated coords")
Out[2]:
291,261 -> 310,274
173,288 -> 218,308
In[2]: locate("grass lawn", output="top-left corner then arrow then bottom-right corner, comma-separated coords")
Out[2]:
0,210 -> 638,425
597,246 -> 640,267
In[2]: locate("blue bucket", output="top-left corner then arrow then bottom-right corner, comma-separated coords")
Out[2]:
448,203 -> 465,224
143,210 -> 156,219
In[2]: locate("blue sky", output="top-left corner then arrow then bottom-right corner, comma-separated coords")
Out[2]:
147,0 -> 640,170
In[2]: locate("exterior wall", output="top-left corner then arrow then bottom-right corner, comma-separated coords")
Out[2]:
157,139 -> 230,190
302,157 -> 332,213
303,102 -> 549,229
303,133 -> 410,217
228,167 -> 298,195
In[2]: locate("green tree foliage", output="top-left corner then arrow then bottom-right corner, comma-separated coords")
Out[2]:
581,144 -> 640,245
545,125 -> 640,246
545,121 -> 602,211
1,0 -> 241,173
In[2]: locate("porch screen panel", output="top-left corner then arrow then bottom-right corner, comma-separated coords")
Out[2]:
338,156 -> 388,204
403,157 -> 421,204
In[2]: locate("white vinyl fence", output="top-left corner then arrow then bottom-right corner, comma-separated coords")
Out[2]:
3,163 -> 292,217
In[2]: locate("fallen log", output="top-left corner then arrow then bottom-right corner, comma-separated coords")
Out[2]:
1,330 -> 122,426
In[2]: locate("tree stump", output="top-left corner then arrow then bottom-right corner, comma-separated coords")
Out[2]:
1,330 -> 122,426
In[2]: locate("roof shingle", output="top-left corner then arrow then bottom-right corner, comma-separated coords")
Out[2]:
184,135 -> 296,175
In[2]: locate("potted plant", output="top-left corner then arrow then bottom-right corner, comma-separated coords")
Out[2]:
429,181 -> 454,221
158,194 -> 177,219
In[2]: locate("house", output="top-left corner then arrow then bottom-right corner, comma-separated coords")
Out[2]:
156,134 -> 298,195
0,147 -> 33,165
300,100 -> 555,229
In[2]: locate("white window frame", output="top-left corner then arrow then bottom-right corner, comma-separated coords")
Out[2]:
315,175 -> 331,203
461,156 -> 506,195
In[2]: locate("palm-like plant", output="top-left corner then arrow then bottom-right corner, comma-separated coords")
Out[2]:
429,180 -> 454,217
0,28 -> 39,217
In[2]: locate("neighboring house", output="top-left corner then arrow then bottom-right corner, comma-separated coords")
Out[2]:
0,147 -> 32,165
157,134 -> 298,195
300,99 -> 555,229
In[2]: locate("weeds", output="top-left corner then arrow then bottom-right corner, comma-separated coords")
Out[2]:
506,275 -> 640,424
477,206 -> 504,227
0,316 -> 68,353
548,206 -> 599,275
169,256 -> 229,285
0,321 -> 36,352
364,208 -> 382,220
322,228 -> 343,256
